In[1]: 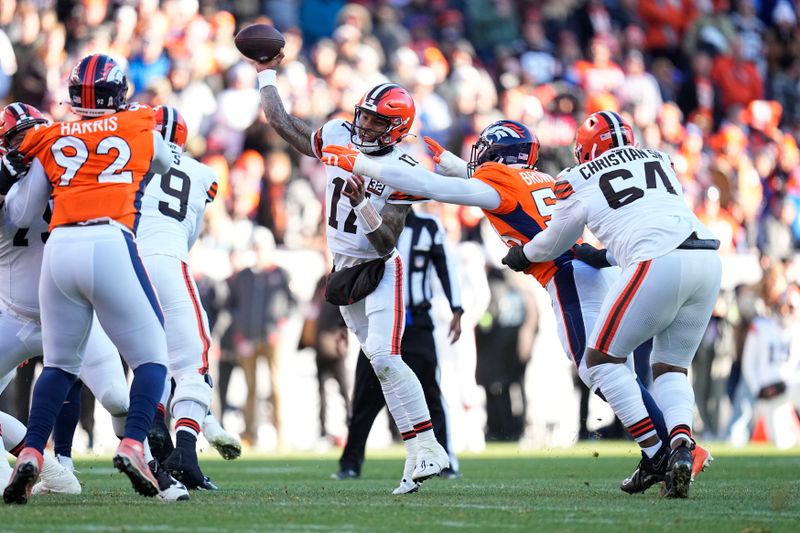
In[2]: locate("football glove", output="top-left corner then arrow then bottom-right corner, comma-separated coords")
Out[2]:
502,245 -> 532,272
573,243 -> 611,269
321,145 -> 361,173
0,149 -> 28,195
424,136 -> 468,178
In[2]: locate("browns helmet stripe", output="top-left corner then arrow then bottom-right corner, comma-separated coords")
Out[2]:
364,83 -> 396,106
597,111 -> 620,148
164,106 -> 177,144
7,103 -> 24,120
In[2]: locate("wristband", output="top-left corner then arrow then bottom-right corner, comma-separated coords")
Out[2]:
353,197 -> 382,233
257,69 -> 277,90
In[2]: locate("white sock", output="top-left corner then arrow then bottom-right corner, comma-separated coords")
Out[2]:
112,414 -> 127,440
642,441 -> 663,459
589,362 -> 657,444
172,400 -> 207,438
652,371 -> 694,447
402,435 -> 418,480
0,411 -> 27,453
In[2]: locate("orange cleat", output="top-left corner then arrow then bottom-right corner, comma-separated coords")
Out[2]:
691,444 -> 714,482
3,447 -> 43,505
113,438 -> 159,497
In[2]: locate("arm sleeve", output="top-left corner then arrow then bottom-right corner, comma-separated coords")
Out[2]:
6,158 -> 52,228
429,218 -> 462,311
522,197 -> 587,262
436,151 -> 469,179
355,157 -> 501,211
151,132 -> 173,175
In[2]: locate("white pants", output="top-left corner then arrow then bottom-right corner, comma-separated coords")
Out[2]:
339,251 -> 405,359
39,225 -> 168,374
589,249 -> 722,367
141,254 -> 212,410
0,307 -> 128,415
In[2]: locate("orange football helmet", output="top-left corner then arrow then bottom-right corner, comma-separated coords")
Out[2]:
0,102 -> 49,154
574,111 -> 635,163
352,83 -> 415,153
154,105 -> 188,149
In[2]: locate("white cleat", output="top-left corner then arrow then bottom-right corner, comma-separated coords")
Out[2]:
412,442 -> 450,483
203,416 -> 242,460
149,460 -> 190,502
33,458 -> 81,495
392,478 -> 420,495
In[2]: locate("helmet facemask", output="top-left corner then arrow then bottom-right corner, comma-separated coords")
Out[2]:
351,107 -> 406,154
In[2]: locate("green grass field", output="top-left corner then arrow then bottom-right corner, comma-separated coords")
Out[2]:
3,442 -> 799,532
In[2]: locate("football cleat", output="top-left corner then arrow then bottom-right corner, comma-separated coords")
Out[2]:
620,445 -> 668,494
664,443 -> 693,498
149,460 -> 190,502
3,447 -> 43,505
691,444 -> 713,482
392,478 -> 420,495
330,469 -> 359,480
440,467 -> 462,480
32,455 -> 81,495
203,421 -> 242,461
411,441 -> 449,483
113,438 -> 159,498
148,414 -> 175,465
164,448 -> 217,490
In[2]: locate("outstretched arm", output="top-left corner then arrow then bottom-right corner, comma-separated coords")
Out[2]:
253,52 -> 316,158
322,145 -> 501,211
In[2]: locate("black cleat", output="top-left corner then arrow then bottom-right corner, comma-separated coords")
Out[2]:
440,467 -> 462,480
330,468 -> 360,480
620,446 -> 668,494
164,448 -> 215,490
664,443 -> 693,498
148,415 -> 175,465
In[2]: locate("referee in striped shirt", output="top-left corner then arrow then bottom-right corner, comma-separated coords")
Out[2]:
333,209 -> 463,480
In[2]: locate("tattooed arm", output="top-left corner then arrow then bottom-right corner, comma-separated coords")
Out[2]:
367,202 -> 410,257
254,52 -> 316,158
342,174 -> 409,257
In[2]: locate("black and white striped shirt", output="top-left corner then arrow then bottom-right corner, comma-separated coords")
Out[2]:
397,211 -> 461,327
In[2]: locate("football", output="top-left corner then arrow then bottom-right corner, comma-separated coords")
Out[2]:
234,24 -> 285,63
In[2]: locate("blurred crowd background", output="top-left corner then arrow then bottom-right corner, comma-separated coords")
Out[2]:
1,0 -> 799,454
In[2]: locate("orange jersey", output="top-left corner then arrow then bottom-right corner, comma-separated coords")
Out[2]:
19,106 -> 156,232
473,162 -> 573,286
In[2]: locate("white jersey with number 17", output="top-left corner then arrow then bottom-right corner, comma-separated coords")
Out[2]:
137,149 -> 218,262
556,146 -> 714,269
310,118 -> 423,269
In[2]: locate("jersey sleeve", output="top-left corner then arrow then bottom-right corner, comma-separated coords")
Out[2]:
471,163 -> 522,214
17,122 -> 55,162
311,119 -> 350,159
387,191 -> 428,204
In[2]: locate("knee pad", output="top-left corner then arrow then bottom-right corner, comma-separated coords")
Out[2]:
171,371 -> 212,411
99,388 -> 130,417
370,354 -> 404,384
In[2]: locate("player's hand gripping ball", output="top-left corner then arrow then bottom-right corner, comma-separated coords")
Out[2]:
234,24 -> 285,63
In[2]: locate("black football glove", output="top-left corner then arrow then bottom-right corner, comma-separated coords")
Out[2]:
0,149 -> 29,195
573,243 -> 611,269
502,245 -> 532,272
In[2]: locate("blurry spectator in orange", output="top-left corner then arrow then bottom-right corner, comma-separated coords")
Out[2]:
696,186 -> 743,254
618,50 -> 662,130
711,37 -> 763,118
574,35 -> 625,96
684,0 -> 736,57
638,0 -> 695,66
226,228 -> 295,449
708,124 -> 749,207
741,100 -> 783,154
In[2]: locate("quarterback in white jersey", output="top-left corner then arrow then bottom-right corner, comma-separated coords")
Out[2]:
0,102 -> 186,501
252,48 -> 448,494
503,111 -> 722,498
135,105 -> 223,489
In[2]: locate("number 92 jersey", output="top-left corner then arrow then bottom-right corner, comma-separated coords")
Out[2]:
555,146 -> 713,269
311,119 -> 423,267
136,150 -> 218,262
18,105 -> 156,232
473,162 -> 570,287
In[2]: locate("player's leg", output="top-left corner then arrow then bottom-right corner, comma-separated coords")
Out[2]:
143,256 -> 214,489
651,250 -> 722,498
89,229 -> 168,498
5,232 -> 92,505
148,376 -> 174,463
584,259 -> 675,495
362,253 -> 447,485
